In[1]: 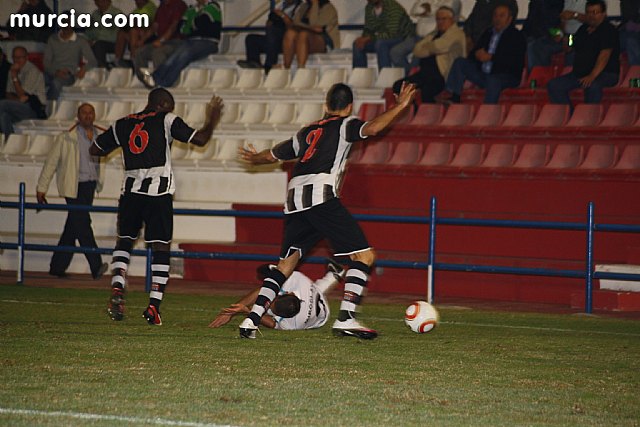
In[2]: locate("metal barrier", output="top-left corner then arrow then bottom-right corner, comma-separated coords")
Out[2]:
2,182 -> 640,313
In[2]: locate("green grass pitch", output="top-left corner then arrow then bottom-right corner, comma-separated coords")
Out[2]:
1,284 -> 639,426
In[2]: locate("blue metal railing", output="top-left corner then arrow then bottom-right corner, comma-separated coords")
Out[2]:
2,182 -> 640,313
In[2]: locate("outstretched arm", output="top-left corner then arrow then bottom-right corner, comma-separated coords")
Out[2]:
361,82 -> 416,136
208,286 -> 261,328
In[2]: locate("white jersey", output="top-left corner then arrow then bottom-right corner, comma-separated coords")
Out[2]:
268,271 -> 330,330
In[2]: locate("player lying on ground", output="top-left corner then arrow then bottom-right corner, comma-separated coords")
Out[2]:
209,259 -> 345,330
90,88 -> 223,326
238,81 -> 416,339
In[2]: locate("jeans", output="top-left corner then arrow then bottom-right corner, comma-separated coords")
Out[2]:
620,29 -> 640,66
91,40 -> 116,68
389,35 -> 421,75
152,39 -> 219,87
133,39 -> 182,81
49,181 -> 103,276
45,72 -> 75,100
527,36 -> 575,72
547,71 -> 619,108
245,25 -> 285,71
0,99 -> 38,138
445,57 -> 521,104
353,37 -> 404,69
392,62 -> 444,103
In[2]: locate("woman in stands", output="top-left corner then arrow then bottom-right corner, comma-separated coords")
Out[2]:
279,0 -> 340,69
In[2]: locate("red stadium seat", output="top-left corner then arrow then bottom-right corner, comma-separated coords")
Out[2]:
408,104 -> 444,126
449,143 -> 484,167
564,104 -> 604,127
417,142 -> 453,165
532,104 -> 570,128
438,104 -> 476,127
579,144 -> 618,169
387,142 -> 422,165
545,144 -> 584,168
500,104 -> 539,127
513,144 -> 550,168
353,140 -> 391,164
467,104 -> 506,127
614,145 -> 640,169
598,103 -> 638,128
526,66 -> 558,88
480,144 -> 517,167
358,103 -> 384,121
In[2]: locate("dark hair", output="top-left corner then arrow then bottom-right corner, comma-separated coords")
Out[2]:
271,294 -> 301,318
326,83 -> 353,112
148,87 -> 174,110
586,0 -> 606,12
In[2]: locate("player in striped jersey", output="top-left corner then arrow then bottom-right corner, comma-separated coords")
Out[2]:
208,260 -> 345,330
238,82 -> 416,339
90,88 -> 223,325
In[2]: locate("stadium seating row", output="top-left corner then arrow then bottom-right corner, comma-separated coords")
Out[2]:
383,102 -> 640,138
62,66 -> 405,100
349,138 -> 640,170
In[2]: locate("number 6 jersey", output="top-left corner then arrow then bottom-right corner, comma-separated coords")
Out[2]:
271,114 -> 368,214
94,109 -> 197,197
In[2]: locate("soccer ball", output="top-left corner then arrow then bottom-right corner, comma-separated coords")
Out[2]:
404,301 -> 439,333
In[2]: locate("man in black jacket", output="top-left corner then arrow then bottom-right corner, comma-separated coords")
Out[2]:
436,4 -> 526,104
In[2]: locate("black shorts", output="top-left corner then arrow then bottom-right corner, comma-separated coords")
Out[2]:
117,193 -> 173,243
280,198 -> 370,259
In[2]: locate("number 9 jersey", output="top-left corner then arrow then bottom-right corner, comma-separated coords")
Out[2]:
94,110 -> 197,197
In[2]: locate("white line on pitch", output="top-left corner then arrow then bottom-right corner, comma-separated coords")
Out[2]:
370,316 -> 640,337
0,407 -> 235,427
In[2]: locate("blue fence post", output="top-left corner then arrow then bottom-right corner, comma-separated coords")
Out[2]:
427,196 -> 437,304
17,182 -> 26,285
145,246 -> 152,293
585,202 -> 595,314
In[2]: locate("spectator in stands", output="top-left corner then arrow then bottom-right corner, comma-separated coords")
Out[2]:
435,4 -> 526,104
84,0 -> 124,68
237,0 -> 302,73
547,0 -> 619,108
132,0 -> 187,84
36,103 -> 108,280
114,0 -> 158,68
463,0 -> 518,51
0,48 -> 10,100
280,0 -> 340,69
390,0 -> 462,74
43,24 -> 97,100
522,0 -> 565,72
142,0 -> 222,88
3,0 -> 54,43
0,46 -> 46,140
392,6 -> 465,102
620,0 -> 640,65
527,0 -> 587,70
352,0 -> 415,69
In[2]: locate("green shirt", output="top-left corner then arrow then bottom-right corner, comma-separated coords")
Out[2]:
363,0 -> 415,41
85,5 -> 124,43
133,1 -> 157,23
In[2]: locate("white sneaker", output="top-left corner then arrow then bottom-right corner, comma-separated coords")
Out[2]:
239,317 -> 258,339
332,318 -> 378,340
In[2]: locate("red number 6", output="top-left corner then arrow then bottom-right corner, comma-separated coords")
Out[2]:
128,123 -> 149,154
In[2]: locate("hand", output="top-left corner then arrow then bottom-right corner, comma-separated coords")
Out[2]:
578,75 -> 596,88
396,81 -> 416,109
239,144 -> 258,163
55,69 -> 71,79
208,312 -> 232,328
354,36 -> 371,50
206,95 -> 224,126
560,10 -> 576,21
36,192 -> 47,212
475,48 -> 492,62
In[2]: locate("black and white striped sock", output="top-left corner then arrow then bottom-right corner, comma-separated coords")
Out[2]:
149,251 -> 170,309
338,261 -> 371,321
247,268 -> 287,326
110,248 -> 131,290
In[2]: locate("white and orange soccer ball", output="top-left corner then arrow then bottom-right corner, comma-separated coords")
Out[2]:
404,301 -> 439,333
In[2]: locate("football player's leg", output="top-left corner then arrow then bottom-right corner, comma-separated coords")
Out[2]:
339,249 -> 376,321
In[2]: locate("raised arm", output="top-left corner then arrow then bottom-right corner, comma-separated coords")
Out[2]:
190,96 -> 223,147
361,82 -> 416,136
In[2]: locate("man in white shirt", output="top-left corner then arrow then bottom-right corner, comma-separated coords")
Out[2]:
208,260 -> 345,330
